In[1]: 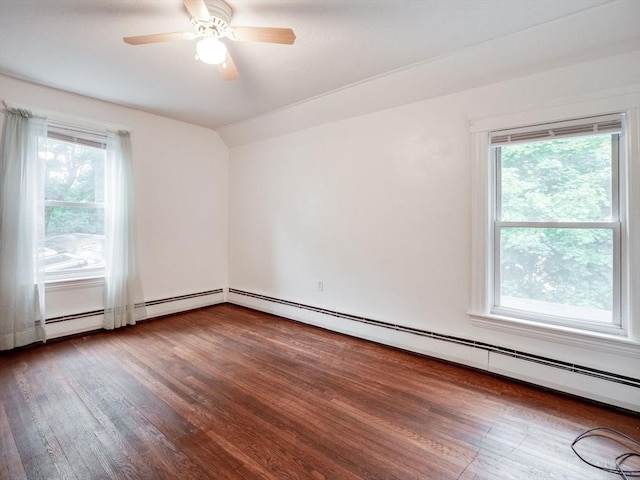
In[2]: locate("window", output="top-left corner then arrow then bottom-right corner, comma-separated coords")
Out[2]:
469,105 -> 639,344
490,115 -> 623,333
42,124 -> 106,280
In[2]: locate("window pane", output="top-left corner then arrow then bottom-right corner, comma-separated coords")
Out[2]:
499,227 -> 613,323
43,138 -> 105,203
499,134 -> 613,222
44,207 -> 105,273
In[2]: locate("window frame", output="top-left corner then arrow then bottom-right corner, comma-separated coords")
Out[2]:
490,122 -> 622,334
43,122 -> 107,283
468,96 -> 639,350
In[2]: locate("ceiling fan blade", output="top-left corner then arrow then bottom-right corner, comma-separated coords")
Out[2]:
183,0 -> 210,20
217,51 -> 239,81
123,32 -> 194,45
232,26 -> 296,45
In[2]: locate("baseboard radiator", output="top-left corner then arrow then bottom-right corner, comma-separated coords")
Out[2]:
227,288 -> 640,412
45,289 -> 225,339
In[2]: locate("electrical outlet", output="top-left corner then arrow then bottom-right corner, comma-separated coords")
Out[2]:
317,280 -> 323,291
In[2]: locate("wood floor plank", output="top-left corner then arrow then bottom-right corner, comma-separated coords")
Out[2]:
54,341 -> 173,479
1,303 -> 638,479
21,361 -> 108,480
15,380 -> 79,480
166,327 -> 455,478
3,364 -> 65,480
0,400 -> 27,480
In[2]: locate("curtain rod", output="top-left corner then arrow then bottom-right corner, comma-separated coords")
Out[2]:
2,100 -> 40,118
1,99 -> 131,133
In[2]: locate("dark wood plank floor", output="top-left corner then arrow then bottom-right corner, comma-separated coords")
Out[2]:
1,304 -> 638,479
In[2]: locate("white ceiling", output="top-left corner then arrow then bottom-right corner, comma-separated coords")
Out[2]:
0,0 -> 632,131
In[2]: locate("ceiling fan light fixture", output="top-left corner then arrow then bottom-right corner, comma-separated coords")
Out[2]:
196,37 -> 227,64
123,0 -> 295,80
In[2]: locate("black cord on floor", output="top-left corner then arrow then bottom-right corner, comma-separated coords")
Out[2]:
571,427 -> 640,478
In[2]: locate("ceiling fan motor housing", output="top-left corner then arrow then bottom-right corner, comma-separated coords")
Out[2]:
196,0 -> 233,38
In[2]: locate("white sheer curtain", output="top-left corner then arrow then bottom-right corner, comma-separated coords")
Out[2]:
104,130 -> 146,329
0,108 -> 47,350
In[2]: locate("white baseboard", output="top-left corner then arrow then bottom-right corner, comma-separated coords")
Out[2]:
45,289 -> 225,340
227,290 -> 640,412
46,314 -> 104,340
144,291 -> 225,319
42,287 -> 639,412
488,353 -> 640,411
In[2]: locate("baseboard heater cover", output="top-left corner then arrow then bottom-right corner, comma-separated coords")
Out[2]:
46,289 -> 224,324
228,288 -> 640,390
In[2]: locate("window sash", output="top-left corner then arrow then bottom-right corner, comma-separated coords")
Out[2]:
44,123 -> 107,281
492,224 -> 621,331
491,128 -> 622,332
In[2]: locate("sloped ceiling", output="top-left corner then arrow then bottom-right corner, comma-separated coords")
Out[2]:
0,0 -> 637,133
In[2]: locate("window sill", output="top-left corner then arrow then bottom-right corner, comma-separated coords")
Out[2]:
468,311 -> 640,358
45,276 -> 104,292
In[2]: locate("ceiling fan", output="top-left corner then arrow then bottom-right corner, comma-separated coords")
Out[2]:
123,0 -> 296,81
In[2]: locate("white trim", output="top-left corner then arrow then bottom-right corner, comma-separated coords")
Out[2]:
469,131 -> 491,314
46,276 -> 104,292
469,86 -> 640,133
624,108 -> 640,342
468,311 -> 639,358
469,92 -> 639,346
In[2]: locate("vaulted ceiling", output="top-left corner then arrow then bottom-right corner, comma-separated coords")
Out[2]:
0,0 -> 637,132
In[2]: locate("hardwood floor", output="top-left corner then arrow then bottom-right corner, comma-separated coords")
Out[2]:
1,304 -> 638,479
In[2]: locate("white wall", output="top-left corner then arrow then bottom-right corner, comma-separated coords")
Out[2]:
228,51 -> 640,410
0,75 -> 229,335
2,49 -> 638,409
